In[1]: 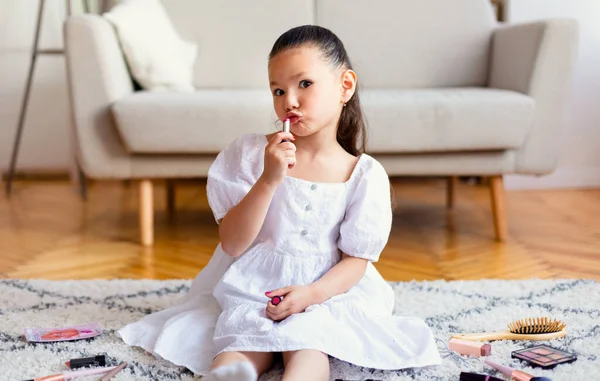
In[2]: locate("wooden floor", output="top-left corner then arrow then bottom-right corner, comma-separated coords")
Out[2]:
1,178 -> 599,281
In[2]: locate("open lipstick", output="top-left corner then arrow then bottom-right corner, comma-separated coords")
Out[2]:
65,355 -> 106,369
282,118 -> 290,142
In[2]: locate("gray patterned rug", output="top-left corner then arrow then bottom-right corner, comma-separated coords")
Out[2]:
1,279 -> 598,381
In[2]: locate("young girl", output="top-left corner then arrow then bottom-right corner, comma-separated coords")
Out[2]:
119,25 -> 441,380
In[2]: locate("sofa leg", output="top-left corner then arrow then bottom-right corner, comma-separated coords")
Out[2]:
139,180 -> 154,246
78,167 -> 88,201
446,176 -> 457,209
489,175 -> 507,241
166,179 -> 175,217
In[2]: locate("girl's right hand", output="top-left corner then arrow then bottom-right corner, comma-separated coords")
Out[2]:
260,132 -> 296,187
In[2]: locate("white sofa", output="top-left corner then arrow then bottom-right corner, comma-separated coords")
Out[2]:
64,0 -> 579,246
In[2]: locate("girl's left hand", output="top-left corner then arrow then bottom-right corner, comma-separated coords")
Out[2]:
265,285 -> 317,321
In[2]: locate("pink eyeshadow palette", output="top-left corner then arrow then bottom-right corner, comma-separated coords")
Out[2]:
512,344 -> 577,369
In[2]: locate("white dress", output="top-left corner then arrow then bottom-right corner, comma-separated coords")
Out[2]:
118,133 -> 441,376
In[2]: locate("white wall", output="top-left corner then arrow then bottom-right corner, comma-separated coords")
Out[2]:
504,0 -> 600,190
0,0 -> 93,174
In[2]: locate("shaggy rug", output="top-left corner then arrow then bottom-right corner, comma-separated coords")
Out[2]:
0,278 -> 598,381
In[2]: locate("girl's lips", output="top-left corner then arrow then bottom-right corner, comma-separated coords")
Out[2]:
287,115 -> 301,124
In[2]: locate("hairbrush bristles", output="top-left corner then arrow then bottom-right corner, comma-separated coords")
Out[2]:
508,317 -> 566,334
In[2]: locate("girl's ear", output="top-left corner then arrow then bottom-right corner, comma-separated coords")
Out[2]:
340,69 -> 357,104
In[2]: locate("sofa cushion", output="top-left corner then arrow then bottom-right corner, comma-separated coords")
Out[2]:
161,0 -> 314,89
317,0 -> 497,88
361,88 -> 535,153
112,88 -> 534,155
112,91 -> 277,154
103,0 -> 197,92
160,0 -> 497,90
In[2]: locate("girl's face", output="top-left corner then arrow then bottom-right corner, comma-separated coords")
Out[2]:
268,45 -> 356,138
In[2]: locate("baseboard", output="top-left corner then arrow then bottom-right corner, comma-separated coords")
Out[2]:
505,166 -> 600,190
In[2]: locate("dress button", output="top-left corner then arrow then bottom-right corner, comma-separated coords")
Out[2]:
311,184 -> 317,190
305,205 -> 312,211
301,229 -> 308,236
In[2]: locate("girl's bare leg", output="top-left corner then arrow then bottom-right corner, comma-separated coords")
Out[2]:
281,350 -> 329,381
208,351 -> 274,381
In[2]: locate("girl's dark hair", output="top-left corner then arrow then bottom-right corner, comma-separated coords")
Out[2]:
269,25 -> 397,210
268,25 -> 366,157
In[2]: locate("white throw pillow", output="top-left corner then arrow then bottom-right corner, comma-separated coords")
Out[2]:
103,0 -> 197,92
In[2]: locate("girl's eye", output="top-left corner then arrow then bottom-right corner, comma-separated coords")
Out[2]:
299,80 -> 312,89
273,89 -> 284,96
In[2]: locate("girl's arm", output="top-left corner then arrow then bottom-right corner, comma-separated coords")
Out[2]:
310,254 -> 368,304
218,178 -> 278,257
219,132 -> 296,257
264,254 -> 368,321
307,162 -> 392,302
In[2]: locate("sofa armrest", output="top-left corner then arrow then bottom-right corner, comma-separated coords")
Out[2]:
489,19 -> 578,174
64,14 -> 135,178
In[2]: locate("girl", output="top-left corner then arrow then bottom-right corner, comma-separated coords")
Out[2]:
119,25 -> 441,380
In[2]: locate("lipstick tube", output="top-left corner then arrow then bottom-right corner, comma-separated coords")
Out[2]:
282,118 -> 291,142
449,338 -> 491,357
283,118 -> 290,134
65,355 -> 106,369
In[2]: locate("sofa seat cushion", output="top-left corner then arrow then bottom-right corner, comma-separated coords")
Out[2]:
361,88 -> 535,153
112,90 -> 277,154
113,88 -> 534,155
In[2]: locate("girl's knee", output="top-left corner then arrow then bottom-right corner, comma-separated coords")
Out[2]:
243,351 -> 275,374
283,349 -> 329,363
212,351 -> 274,375
282,371 -> 329,381
211,351 -> 248,369
282,350 -> 329,381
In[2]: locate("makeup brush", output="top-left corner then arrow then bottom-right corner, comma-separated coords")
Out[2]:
23,365 -> 117,381
452,317 -> 567,341
484,359 -> 552,381
459,372 -> 504,381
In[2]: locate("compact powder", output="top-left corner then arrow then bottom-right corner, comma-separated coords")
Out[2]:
512,344 -> 577,369
532,348 -> 552,355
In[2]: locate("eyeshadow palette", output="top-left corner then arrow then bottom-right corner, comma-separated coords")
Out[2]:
512,344 -> 577,369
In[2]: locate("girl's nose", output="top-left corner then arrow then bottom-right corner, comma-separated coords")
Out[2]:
284,93 -> 299,111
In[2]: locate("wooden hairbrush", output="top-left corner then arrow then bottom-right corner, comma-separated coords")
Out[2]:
451,317 -> 567,341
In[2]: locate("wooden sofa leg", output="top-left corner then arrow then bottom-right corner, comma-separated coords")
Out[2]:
446,176 -> 457,209
489,175 -> 507,241
139,180 -> 154,246
166,179 -> 175,217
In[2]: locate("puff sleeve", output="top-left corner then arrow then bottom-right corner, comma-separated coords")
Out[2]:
337,159 -> 393,262
206,134 -> 263,224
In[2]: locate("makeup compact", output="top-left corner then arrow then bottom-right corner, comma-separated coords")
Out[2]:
511,344 -> 577,369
